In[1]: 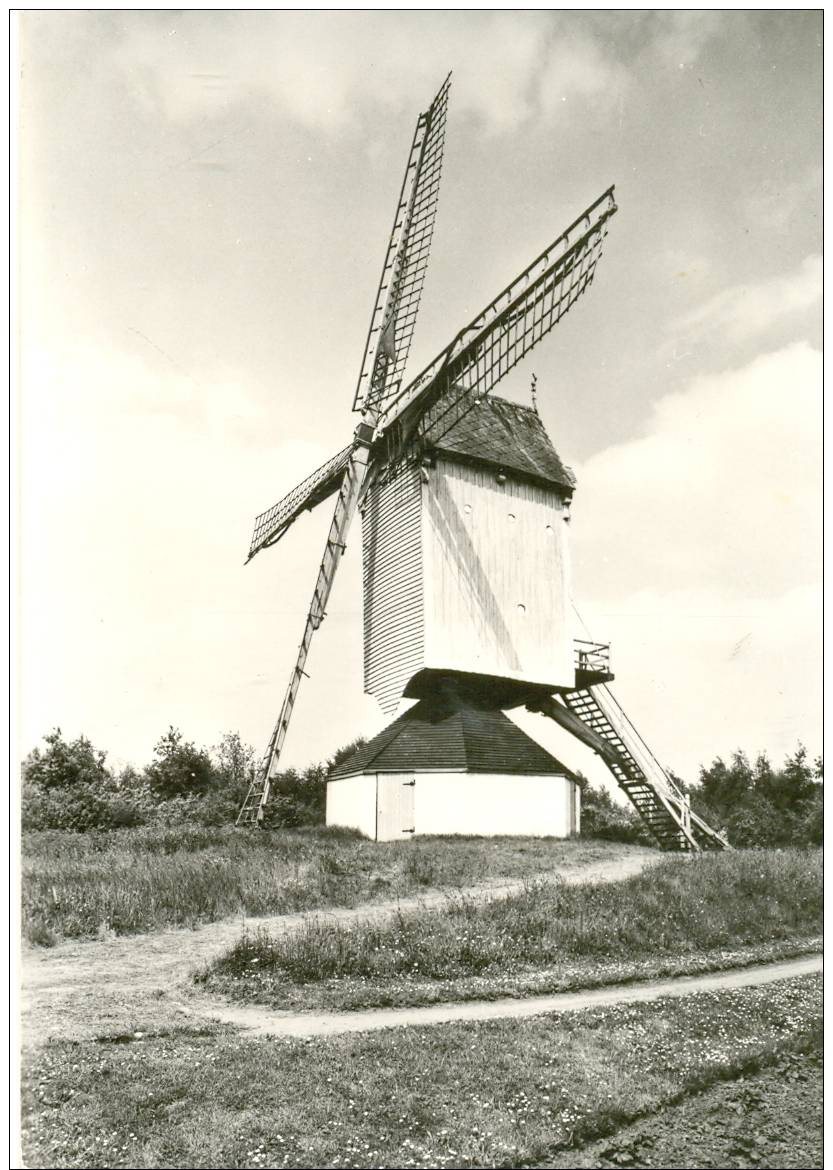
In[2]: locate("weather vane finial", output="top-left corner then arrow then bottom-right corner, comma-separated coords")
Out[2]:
530,373 -> 539,415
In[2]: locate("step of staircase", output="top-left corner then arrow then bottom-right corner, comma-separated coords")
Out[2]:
561,687 -> 729,854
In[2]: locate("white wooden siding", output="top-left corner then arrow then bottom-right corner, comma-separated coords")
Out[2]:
422,459 -> 574,689
376,773 -> 416,840
362,466 -> 424,714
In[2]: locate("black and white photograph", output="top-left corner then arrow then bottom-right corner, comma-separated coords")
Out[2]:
15,10 -> 822,1170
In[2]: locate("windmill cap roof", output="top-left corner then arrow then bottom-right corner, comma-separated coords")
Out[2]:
330,695 -> 576,779
421,395 -> 576,493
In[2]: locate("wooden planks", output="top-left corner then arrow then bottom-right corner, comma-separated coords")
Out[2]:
422,458 -> 575,689
362,466 -> 425,713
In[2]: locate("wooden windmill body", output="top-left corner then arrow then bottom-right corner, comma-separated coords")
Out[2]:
238,76 -> 728,852
362,397 -> 577,714
331,396 -> 583,840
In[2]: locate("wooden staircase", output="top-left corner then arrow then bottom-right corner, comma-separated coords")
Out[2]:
530,686 -> 729,852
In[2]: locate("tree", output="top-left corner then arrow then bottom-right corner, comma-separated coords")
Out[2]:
20,728 -> 146,831
213,731 -> 256,790
328,737 -> 367,771
144,727 -> 218,802
690,745 -> 822,847
22,728 -> 111,791
697,751 -> 753,822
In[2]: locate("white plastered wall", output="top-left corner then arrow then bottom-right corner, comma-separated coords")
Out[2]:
414,773 -> 578,837
326,772 -> 579,840
325,774 -> 377,839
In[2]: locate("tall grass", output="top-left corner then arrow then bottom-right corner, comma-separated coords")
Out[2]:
21,825 -> 627,942
210,850 -> 822,984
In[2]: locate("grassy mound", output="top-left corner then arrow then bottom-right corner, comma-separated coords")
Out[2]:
202,849 -> 821,1009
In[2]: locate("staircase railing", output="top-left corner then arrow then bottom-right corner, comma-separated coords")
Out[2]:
573,639 -> 611,676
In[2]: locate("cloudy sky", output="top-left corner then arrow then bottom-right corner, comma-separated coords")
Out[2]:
17,11 -> 821,789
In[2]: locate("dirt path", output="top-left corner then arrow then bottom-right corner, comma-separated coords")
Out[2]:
198,954 -> 822,1039
20,851 -> 657,1046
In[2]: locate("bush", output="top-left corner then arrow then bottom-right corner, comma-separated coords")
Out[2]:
21,723 -> 820,850
260,739 -> 368,830
577,776 -> 653,846
20,731 -> 149,832
20,727 -> 259,833
578,745 -> 823,851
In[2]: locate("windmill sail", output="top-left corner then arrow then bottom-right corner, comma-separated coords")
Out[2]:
374,186 -> 617,473
247,76 -> 453,567
353,73 -> 451,417
247,443 -> 354,562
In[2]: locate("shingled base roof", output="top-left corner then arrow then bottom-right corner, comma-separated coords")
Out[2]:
330,695 -> 574,780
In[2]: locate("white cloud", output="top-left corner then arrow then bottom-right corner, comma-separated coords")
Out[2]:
673,256 -> 821,347
556,582 -> 821,785
742,166 -> 821,235
648,11 -> 727,70
552,343 -> 822,783
17,332 -> 340,763
571,342 -> 821,601
536,34 -> 630,118
105,12 -> 627,136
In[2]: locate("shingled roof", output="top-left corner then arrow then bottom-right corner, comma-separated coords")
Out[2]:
421,395 -> 576,494
330,696 -> 574,779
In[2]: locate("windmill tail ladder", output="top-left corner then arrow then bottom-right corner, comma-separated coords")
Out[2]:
529,686 -> 730,852
236,429 -> 373,826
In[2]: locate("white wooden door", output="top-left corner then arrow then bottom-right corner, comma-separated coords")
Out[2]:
376,773 -> 416,840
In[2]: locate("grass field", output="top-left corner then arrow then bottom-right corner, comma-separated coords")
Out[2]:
20,975 -> 821,1170
21,826 -> 643,943
200,849 -> 822,1011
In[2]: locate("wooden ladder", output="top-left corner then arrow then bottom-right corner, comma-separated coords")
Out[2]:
236,437 -> 372,827
534,687 -> 729,852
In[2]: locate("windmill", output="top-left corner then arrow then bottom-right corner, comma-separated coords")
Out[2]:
237,75 -> 727,852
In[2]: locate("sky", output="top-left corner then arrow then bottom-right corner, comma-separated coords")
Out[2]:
16,11 -> 822,791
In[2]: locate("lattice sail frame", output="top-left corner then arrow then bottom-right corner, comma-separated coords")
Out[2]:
246,75 -> 452,565
247,444 -> 354,562
353,73 -> 451,418
372,186 -> 617,476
